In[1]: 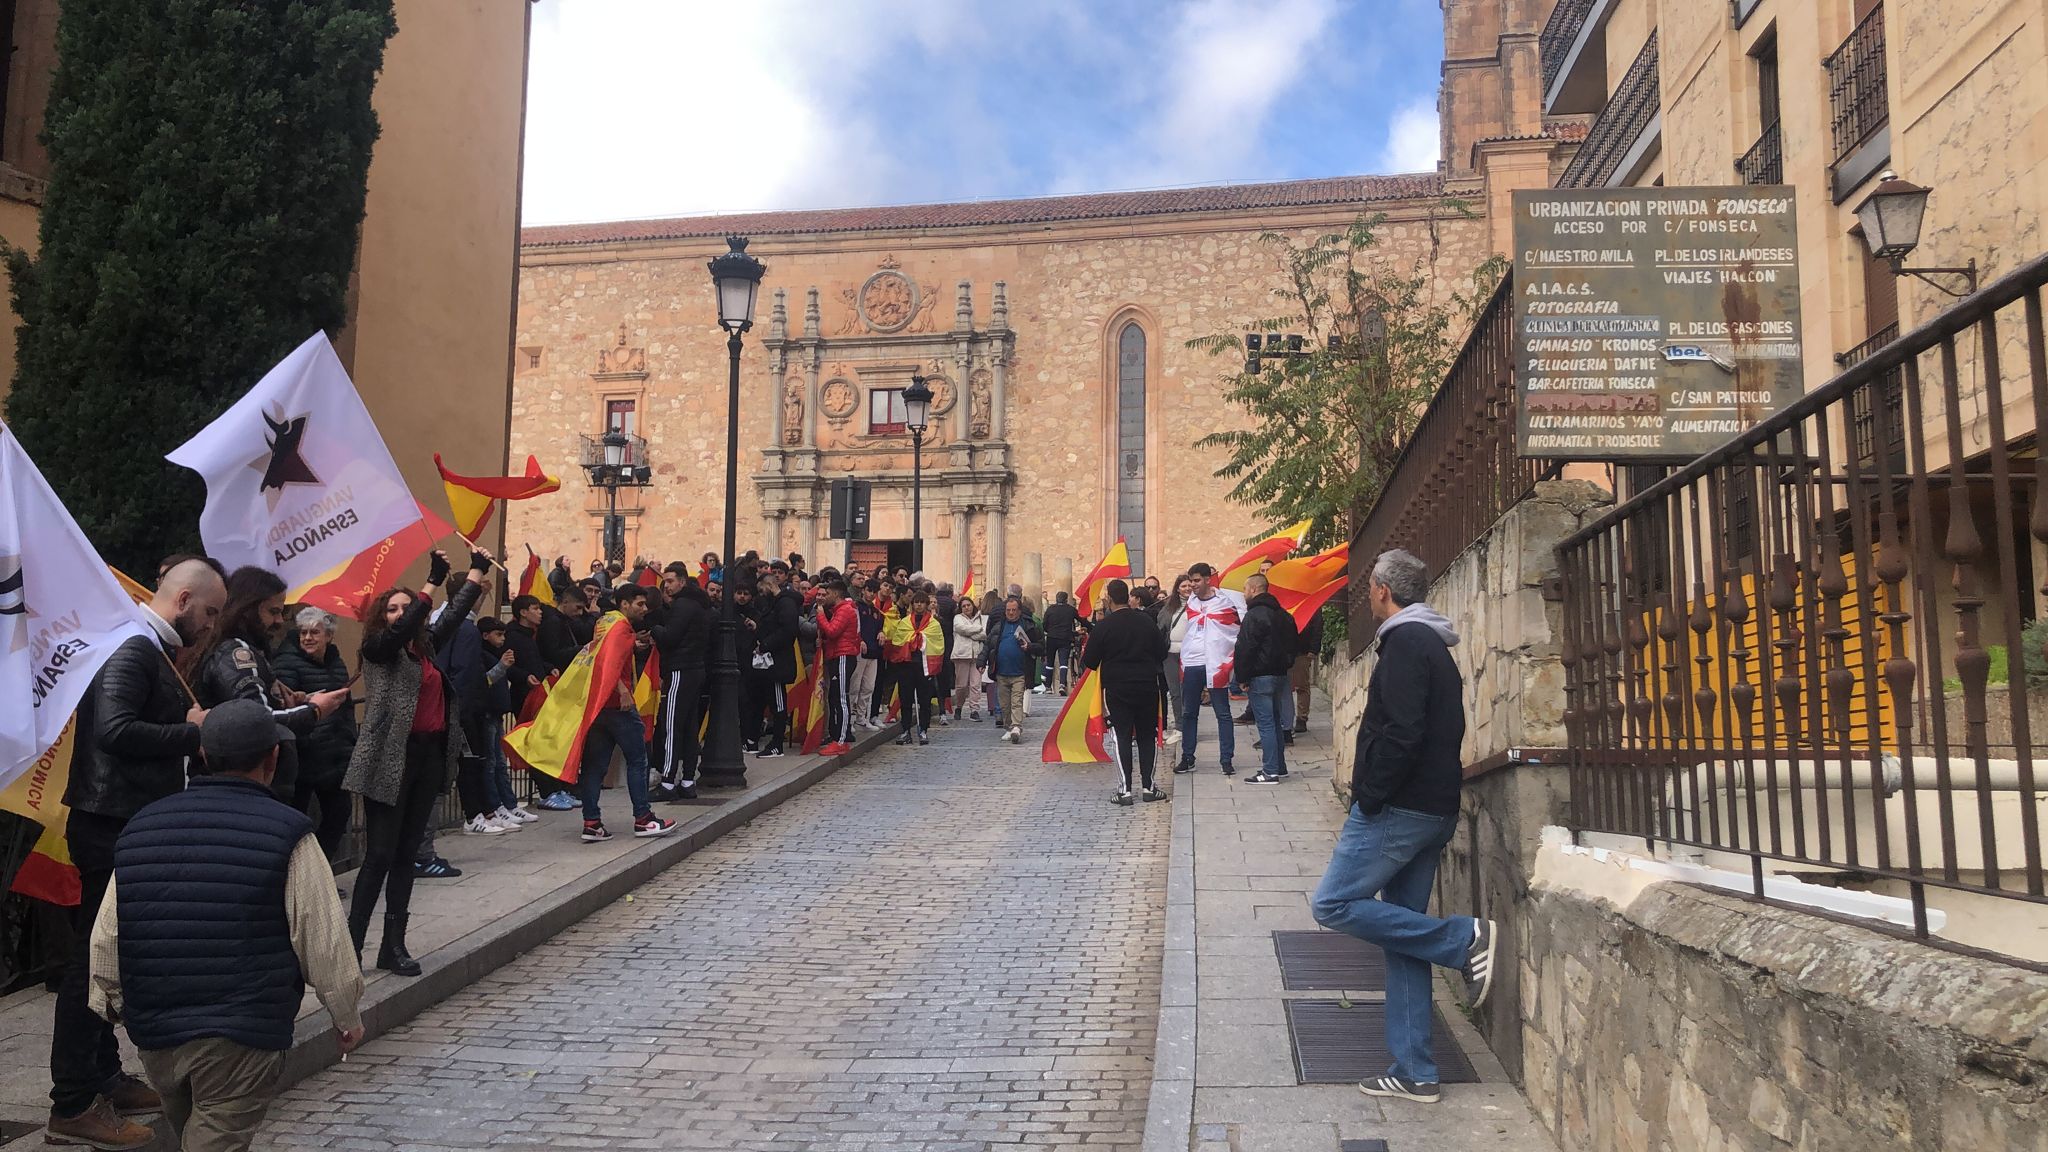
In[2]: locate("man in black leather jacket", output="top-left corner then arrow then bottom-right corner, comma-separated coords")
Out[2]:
46,559 -> 226,1150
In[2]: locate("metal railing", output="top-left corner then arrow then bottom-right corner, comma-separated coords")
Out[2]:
1825,4 -> 1889,171
1557,251 -> 2048,936
1539,0 -> 1599,96
1350,277 -> 1557,656
1839,323 -> 1903,469
1736,121 -> 1783,186
579,431 -> 651,473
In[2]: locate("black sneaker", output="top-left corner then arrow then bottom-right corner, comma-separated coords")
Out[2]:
1142,787 -> 1168,802
1112,791 -> 1135,806
1464,919 -> 1499,1009
414,857 -> 461,879
895,733 -> 913,746
1220,763 -> 1235,776
1172,761 -> 1195,775
1244,771 -> 1289,783
756,747 -> 785,759
1359,1075 -> 1440,1103
1293,720 -> 1308,735
916,730 -> 930,746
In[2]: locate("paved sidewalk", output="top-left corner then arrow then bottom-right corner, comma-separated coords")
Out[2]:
0,725 -> 897,1149
1145,719 -> 1555,1152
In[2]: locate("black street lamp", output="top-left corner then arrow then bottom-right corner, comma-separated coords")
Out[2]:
903,372 -> 933,573
582,429 -> 638,567
702,235 -> 766,788
1853,171 -> 1980,297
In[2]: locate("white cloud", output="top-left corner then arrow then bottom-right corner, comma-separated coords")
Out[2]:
1049,0 -> 1340,193
1375,97 -> 1440,174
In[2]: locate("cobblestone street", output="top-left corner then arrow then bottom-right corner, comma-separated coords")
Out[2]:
263,727 -> 1168,1150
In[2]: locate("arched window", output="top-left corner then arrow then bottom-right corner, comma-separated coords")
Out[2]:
1116,322 -> 1146,576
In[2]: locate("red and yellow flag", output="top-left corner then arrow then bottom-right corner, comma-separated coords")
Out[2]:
517,545 -> 555,607
1074,539 -> 1132,617
292,503 -> 452,621
435,453 -> 560,541
1041,669 -> 1111,764
960,568 -> 976,601
503,609 -> 641,785
1266,542 -> 1351,631
1219,519 -> 1312,592
792,646 -> 825,754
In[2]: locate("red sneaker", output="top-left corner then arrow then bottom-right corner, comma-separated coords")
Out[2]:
820,741 -> 851,756
633,814 -> 677,838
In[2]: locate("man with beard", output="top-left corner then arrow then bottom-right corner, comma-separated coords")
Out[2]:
45,560 -> 226,1151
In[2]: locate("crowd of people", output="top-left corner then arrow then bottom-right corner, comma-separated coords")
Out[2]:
38,537 -> 1347,1150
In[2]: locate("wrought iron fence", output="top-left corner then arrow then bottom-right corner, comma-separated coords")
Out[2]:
1737,121 -> 1783,186
1825,4 -> 1888,171
1557,251 -> 2048,935
1350,277 -> 1556,656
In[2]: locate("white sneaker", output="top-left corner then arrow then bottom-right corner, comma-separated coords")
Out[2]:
1032,685 -> 1047,694
1008,726 -> 1022,744
498,806 -> 538,825
490,812 -> 523,832
463,814 -> 504,835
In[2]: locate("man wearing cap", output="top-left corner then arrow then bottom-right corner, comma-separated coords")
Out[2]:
88,699 -> 365,1152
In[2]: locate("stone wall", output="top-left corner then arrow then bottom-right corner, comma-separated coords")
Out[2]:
1522,845 -> 2048,1152
507,200 -> 1494,582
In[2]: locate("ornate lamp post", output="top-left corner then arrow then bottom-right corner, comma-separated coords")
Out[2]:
903,372 -> 933,573
702,235 -> 766,787
1853,171 -> 1979,297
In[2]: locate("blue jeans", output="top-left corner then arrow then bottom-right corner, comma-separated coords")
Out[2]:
482,715 -> 517,811
1177,666 -> 1235,767
579,708 -> 652,824
1246,674 -> 1288,776
1310,804 -> 1472,1084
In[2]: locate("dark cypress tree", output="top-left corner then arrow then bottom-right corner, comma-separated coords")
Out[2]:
3,1 -> 397,574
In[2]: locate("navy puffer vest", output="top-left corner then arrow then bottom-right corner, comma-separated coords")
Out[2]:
113,775 -> 314,1052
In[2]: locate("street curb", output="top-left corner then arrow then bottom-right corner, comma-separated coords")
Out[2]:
277,726 -> 897,1089
1140,773 -> 1198,1152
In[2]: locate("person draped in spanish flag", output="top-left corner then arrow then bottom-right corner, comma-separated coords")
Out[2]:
893,590 -> 945,746
502,584 -> 676,843
1174,561 -> 1247,777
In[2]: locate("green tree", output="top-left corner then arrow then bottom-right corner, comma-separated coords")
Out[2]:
1189,209 -> 1505,552
4,0 -> 397,573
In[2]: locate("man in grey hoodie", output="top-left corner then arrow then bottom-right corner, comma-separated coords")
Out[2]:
1308,549 -> 1497,1106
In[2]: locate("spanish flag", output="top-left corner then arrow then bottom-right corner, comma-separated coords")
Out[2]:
1041,668 -> 1111,764
292,503 -> 451,621
1266,542 -> 1351,631
1219,519 -> 1312,592
791,646 -> 825,754
1074,539 -> 1132,617
435,453 -> 560,541
517,544 -> 555,607
961,568 -> 976,601
503,609 -> 642,785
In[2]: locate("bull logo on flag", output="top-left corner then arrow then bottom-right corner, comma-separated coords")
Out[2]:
254,409 -> 321,502
0,555 -> 23,653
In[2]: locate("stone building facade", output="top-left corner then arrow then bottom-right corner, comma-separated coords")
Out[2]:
510,181 -> 1507,586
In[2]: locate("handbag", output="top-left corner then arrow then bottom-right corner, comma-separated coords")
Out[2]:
750,650 -> 775,671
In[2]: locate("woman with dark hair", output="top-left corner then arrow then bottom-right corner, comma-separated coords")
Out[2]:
342,548 -> 489,977
193,566 -> 348,804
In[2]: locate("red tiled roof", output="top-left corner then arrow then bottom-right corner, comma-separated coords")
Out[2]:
521,172 -> 1446,248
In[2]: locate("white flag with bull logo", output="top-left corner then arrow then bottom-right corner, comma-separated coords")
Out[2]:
166,332 -> 420,595
0,422 -> 152,791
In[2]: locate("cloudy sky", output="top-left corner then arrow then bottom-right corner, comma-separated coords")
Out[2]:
521,0 -> 1445,226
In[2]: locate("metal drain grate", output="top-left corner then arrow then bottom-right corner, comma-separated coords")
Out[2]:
1272,930 -> 1387,990
1284,999 -> 1478,1085
1339,1141 -> 1391,1152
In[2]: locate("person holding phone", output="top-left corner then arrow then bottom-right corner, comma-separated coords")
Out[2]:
271,608 -> 359,863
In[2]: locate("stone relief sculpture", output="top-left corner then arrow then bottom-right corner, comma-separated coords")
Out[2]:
820,377 -> 858,423
859,270 -> 918,332
782,378 -> 804,446
968,369 -> 993,439
928,374 -> 955,417
596,323 -> 645,375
